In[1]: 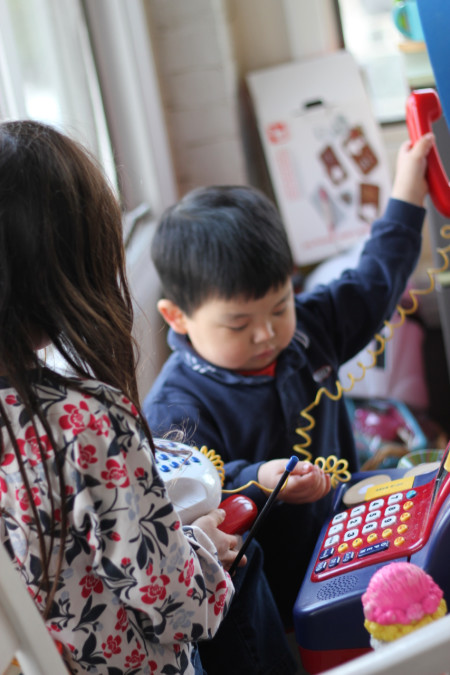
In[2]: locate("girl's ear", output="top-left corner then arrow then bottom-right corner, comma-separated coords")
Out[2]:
157,299 -> 189,334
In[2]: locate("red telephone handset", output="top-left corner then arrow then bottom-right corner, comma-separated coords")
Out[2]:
406,88 -> 450,217
218,495 -> 258,535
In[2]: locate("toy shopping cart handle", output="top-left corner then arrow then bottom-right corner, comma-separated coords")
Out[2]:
406,88 -> 450,217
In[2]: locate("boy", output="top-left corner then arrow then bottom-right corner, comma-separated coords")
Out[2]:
143,133 -> 434,628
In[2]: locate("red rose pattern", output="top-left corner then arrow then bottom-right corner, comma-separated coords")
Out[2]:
178,557 -> 195,587
77,443 -> 98,470
79,567 -> 104,598
209,580 -> 229,616
17,426 -> 53,466
101,458 -> 130,489
59,400 -> 94,434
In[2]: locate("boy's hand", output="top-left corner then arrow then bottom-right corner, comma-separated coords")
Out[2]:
391,132 -> 435,207
193,508 -> 246,571
258,459 -> 331,504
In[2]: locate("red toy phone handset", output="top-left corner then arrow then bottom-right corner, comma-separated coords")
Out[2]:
406,88 -> 450,217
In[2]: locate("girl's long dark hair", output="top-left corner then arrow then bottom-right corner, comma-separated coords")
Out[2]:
0,120 -> 154,618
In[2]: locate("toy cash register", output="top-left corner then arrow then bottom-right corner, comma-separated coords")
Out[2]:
293,443 -> 450,674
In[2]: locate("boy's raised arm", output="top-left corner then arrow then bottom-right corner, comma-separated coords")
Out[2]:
391,132 -> 434,206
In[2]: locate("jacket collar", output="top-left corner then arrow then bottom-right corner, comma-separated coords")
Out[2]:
167,328 -> 308,385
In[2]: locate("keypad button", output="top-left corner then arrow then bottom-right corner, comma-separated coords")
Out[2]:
315,561 -> 328,574
338,543 -> 348,553
325,535 -> 340,547
357,540 -> 389,558
319,547 -> 335,560
328,556 -> 340,569
400,512 -> 411,522
367,533 -> 378,543
397,524 -> 408,534
332,512 -> 348,525
369,499 -> 384,511
381,516 -> 397,528
382,528 -> 393,538
352,538 -> 363,548
403,501 -> 414,511
347,516 -> 362,528
394,536 -> 405,547
344,529 -> 359,541
406,490 -> 417,499
350,505 -> 366,517
385,504 -> 400,516
328,523 -> 344,536
342,552 -> 355,563
388,493 -> 403,504
362,522 -> 377,534
366,510 -> 381,522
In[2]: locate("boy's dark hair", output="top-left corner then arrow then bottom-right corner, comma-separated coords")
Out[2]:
151,185 -> 294,315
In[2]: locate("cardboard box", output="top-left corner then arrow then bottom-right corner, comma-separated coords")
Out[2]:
247,51 -> 392,265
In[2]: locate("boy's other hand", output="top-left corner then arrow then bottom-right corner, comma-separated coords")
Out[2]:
391,132 -> 435,207
258,459 -> 331,504
193,508 -> 247,571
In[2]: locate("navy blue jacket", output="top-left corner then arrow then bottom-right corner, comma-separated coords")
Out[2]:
144,199 -> 425,510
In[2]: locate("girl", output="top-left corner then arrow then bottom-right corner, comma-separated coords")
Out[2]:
0,120 -> 236,674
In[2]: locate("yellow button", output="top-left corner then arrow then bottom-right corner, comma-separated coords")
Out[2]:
394,536 -> 405,547
367,533 -> 378,543
382,528 -> 392,538
403,501 -> 414,511
397,524 -> 408,534
352,538 -> 363,548
338,543 -> 348,553
400,512 -> 411,522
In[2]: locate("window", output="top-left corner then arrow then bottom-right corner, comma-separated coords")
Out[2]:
0,0 -> 117,188
0,0 -> 173,393
336,0 -> 434,123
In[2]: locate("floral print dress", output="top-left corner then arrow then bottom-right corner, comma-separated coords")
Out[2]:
0,371 -> 233,674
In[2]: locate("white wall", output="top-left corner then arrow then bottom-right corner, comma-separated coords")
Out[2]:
146,0 -> 247,196
145,0 -> 341,197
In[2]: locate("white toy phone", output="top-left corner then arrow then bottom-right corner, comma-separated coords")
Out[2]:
154,438 -> 259,537
154,438 -> 222,524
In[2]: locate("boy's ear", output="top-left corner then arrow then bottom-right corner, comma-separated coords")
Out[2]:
157,299 -> 189,334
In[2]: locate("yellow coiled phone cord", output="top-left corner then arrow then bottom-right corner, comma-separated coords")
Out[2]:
197,443 -> 351,493
293,225 -> 450,465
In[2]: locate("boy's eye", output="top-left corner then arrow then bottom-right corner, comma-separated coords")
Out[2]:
226,324 -> 248,332
273,307 -> 286,316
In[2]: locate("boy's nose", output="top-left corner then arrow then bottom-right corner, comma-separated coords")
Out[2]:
253,321 -> 275,343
